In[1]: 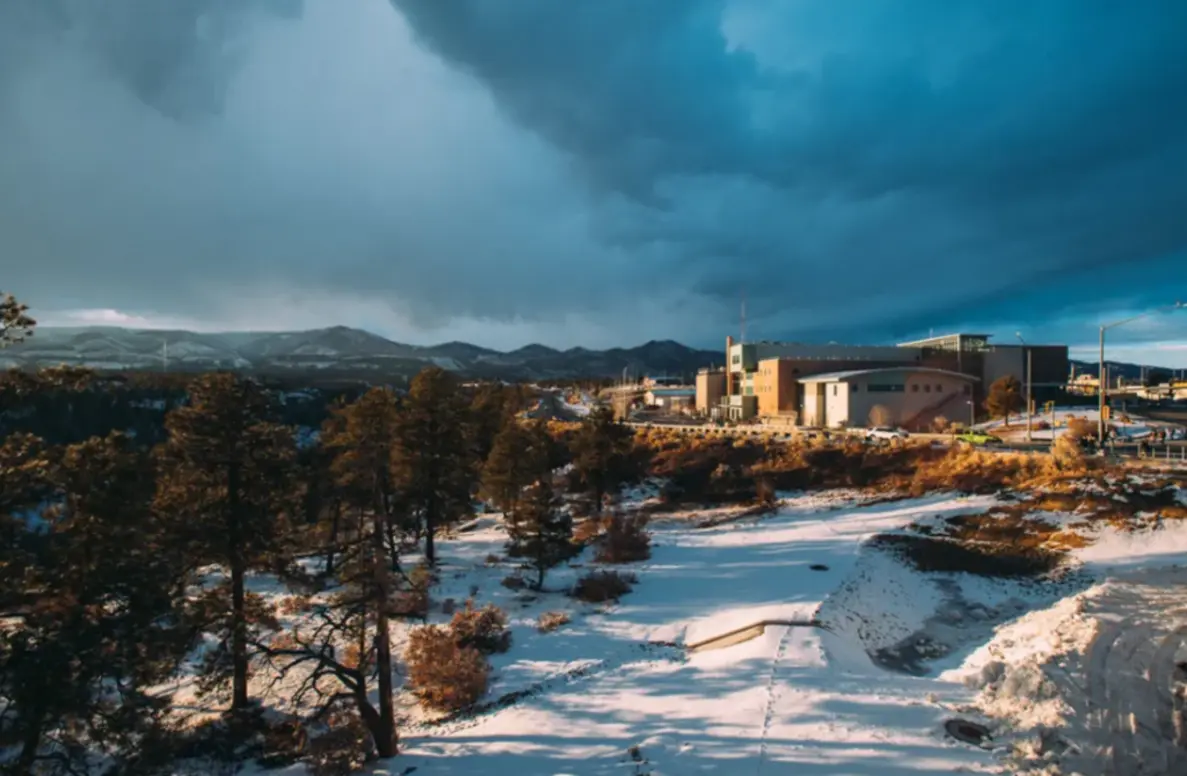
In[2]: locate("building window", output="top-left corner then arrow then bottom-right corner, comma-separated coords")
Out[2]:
911,384 -> 919,392
851,384 -> 859,392
732,355 -> 741,365
936,384 -> 944,392
868,384 -> 905,393
832,385 -> 838,396
924,384 -> 932,393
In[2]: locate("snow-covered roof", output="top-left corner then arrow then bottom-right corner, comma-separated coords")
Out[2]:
797,367 -> 980,384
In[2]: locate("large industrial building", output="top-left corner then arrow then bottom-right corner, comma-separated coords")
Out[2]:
696,333 -> 1068,429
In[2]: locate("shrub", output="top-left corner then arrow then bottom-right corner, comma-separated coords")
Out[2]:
754,477 -> 777,507
392,562 -> 432,618
501,574 -> 526,591
306,706 -> 373,776
1049,434 -> 1088,472
278,595 -> 313,616
537,611 -> 571,633
572,570 -> 636,603
405,625 -> 489,712
594,514 -> 651,564
449,600 -> 511,654
1067,418 -> 1096,440
572,517 -> 604,545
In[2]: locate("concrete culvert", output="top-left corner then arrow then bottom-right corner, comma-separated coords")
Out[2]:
944,719 -> 992,748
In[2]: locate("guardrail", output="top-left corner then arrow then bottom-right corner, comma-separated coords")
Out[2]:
624,421 -> 951,442
623,420 -> 1187,460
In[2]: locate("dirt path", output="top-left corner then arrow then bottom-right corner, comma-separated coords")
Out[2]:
1067,571 -> 1187,775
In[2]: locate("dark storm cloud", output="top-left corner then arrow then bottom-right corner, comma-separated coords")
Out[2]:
1,0 -> 1185,353
393,0 -> 1187,338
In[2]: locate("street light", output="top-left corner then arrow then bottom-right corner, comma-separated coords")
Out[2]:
1098,301 -> 1184,444
1015,332 -> 1032,442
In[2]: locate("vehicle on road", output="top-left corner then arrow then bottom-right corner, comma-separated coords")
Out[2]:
955,430 -> 1003,446
866,427 -> 909,441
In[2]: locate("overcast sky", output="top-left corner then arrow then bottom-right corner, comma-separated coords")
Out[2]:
1,1 -> 1185,365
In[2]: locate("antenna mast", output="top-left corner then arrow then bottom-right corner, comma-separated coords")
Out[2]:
740,289 -> 747,344
162,339 -> 168,373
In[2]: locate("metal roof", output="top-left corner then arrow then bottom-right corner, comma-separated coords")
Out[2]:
797,367 -> 981,384
895,333 -> 991,347
648,387 -> 696,396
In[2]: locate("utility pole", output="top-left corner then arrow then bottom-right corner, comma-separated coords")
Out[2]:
1016,333 -> 1032,442
1098,303 -> 1184,444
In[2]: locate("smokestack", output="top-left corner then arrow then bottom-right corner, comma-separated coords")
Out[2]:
726,336 -> 734,396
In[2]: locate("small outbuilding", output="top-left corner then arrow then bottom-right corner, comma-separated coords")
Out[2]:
644,386 -> 696,412
797,367 -> 978,429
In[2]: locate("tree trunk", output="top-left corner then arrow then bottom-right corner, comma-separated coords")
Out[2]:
424,502 -> 437,566
324,499 -> 341,577
370,512 -> 398,757
228,463 -> 250,713
15,708 -> 44,773
355,690 -> 397,759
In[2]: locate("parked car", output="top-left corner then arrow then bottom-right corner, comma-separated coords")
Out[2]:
867,427 -> 909,441
955,430 -> 1003,446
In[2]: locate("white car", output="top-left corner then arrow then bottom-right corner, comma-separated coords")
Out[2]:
866,426 -> 908,440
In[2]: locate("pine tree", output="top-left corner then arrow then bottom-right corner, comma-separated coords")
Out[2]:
508,475 -> 572,590
480,417 -> 536,524
154,372 -> 299,716
570,405 -> 641,514
0,290 -> 35,348
1,432 -> 193,772
468,382 -> 515,465
395,367 -> 475,566
259,388 -> 405,758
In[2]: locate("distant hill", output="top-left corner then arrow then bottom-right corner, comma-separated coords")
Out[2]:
1070,360 -> 1184,383
0,326 -> 721,381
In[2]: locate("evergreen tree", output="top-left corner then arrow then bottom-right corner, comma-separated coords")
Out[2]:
259,388 -> 405,758
395,367 -> 475,566
507,475 -> 572,590
468,381 -> 514,465
480,417 -> 537,523
0,290 -> 35,347
1,433 -> 193,773
154,373 -> 299,716
570,405 -> 640,514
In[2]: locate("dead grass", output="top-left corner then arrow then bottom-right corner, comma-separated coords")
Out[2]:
536,611 -> 570,633
871,534 -> 1065,578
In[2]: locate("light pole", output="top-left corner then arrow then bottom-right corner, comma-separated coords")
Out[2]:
1098,302 -> 1184,444
966,399 -> 975,429
1016,332 -> 1032,442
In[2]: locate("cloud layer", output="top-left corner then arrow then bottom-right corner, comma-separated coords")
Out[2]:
2,0 -> 1185,359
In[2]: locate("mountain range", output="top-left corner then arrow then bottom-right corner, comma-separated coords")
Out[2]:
0,326 -> 723,381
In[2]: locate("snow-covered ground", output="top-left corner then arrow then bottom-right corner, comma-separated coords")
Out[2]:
196,481 -> 1187,776
977,407 -> 1185,442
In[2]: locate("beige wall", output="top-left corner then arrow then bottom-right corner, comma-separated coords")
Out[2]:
755,358 -> 799,418
845,372 -> 974,427
696,371 -> 726,414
